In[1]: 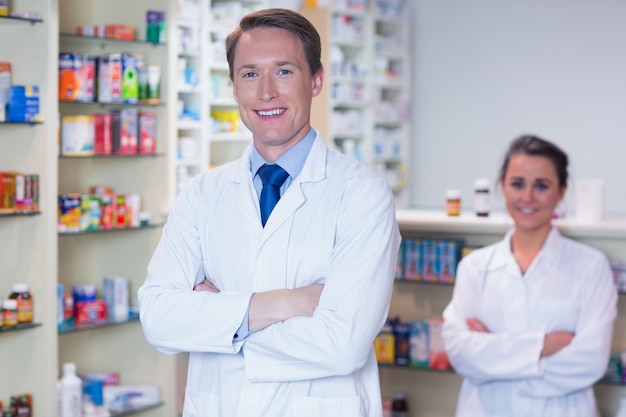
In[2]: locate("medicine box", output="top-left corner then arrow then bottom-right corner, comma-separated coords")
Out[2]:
409,320 -> 429,368
80,194 -> 101,232
8,85 -> 40,122
0,0 -> 8,16
146,10 -> 166,43
436,239 -> 463,283
427,318 -> 451,370
75,300 -> 107,324
138,111 -> 156,154
0,62 -> 11,108
98,53 -> 122,103
374,320 -> 395,365
393,321 -> 411,366
111,108 -> 138,154
61,115 -> 95,155
58,193 -> 81,233
0,171 -> 16,213
93,113 -> 112,155
121,53 -> 139,104
420,239 -> 438,282
402,238 -> 421,280
103,276 -> 129,322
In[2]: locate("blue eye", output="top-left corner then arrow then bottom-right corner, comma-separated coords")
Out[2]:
242,72 -> 256,78
534,182 -> 549,191
278,69 -> 291,75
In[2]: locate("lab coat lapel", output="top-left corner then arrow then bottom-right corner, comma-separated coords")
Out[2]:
230,145 -> 262,228
260,133 -> 328,237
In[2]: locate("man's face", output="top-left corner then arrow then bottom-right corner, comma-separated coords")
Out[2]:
232,26 -> 324,162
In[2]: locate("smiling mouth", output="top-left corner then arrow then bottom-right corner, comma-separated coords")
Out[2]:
256,108 -> 286,117
518,207 -> 538,214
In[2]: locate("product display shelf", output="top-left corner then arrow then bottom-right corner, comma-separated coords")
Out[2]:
0,1 -> 59,415
59,153 -> 166,159
0,322 -> 42,333
59,31 -> 166,46
57,0 -> 180,416
0,120 -> 43,124
58,314 -> 139,335
0,211 -> 41,217
57,222 -> 164,236
0,14 -> 43,24
387,209 -> 626,417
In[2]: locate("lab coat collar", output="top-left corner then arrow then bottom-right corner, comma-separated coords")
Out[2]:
228,130 -> 329,233
488,226 -> 563,273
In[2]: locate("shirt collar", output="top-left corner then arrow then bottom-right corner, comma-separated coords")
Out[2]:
249,128 -> 316,179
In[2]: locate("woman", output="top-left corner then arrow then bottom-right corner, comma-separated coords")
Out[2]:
442,135 -> 617,417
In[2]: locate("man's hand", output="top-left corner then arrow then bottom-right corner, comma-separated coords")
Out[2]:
249,284 -> 324,332
541,331 -> 574,357
194,278 -> 220,293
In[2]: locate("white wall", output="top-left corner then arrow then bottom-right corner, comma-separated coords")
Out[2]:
410,1 -> 626,217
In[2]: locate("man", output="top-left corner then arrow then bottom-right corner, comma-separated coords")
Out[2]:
138,8 -> 400,417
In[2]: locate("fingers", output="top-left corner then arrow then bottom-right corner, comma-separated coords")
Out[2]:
466,317 -> 489,333
194,278 -> 220,293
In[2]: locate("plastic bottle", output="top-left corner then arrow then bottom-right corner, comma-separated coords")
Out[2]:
59,362 -> 82,417
473,178 -> 491,217
9,283 -> 33,324
445,189 -> 461,216
2,299 -> 18,328
391,391 -> 408,417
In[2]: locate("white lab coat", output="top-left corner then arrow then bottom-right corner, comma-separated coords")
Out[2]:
138,131 -> 401,417
442,227 -> 617,417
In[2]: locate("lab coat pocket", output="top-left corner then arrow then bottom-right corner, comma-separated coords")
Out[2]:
182,389 -> 218,417
287,247 -> 330,286
292,395 -> 363,417
536,298 -> 579,332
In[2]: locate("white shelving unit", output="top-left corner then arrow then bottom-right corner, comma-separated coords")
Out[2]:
302,0 -> 412,208
385,209 -> 626,417
207,0 -> 267,168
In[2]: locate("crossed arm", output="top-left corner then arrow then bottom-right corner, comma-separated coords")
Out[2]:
194,278 -> 323,331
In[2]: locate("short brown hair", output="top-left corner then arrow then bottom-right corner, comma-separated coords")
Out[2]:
225,8 -> 323,81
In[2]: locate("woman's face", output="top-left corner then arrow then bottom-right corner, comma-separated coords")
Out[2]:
501,154 -> 566,234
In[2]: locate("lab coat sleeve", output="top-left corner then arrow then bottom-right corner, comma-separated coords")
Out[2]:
242,176 -> 401,382
138,175 -> 254,355
442,254 -> 545,385
521,255 -> 618,397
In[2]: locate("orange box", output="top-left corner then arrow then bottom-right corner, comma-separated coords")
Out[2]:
0,171 -> 16,213
59,53 -> 81,102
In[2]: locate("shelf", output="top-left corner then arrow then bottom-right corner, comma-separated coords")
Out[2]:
0,120 -> 43,125
110,402 -> 164,417
59,153 -> 164,159
0,322 -> 42,334
59,100 -> 164,107
59,315 -> 139,335
0,211 -> 41,218
0,14 -> 43,24
379,363 -> 626,388
58,223 -> 164,237
396,209 -> 626,240
59,32 -> 165,46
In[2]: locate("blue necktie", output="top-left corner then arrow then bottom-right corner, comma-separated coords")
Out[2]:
257,164 -> 289,227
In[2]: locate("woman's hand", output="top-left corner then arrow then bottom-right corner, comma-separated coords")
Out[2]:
466,317 -> 489,333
